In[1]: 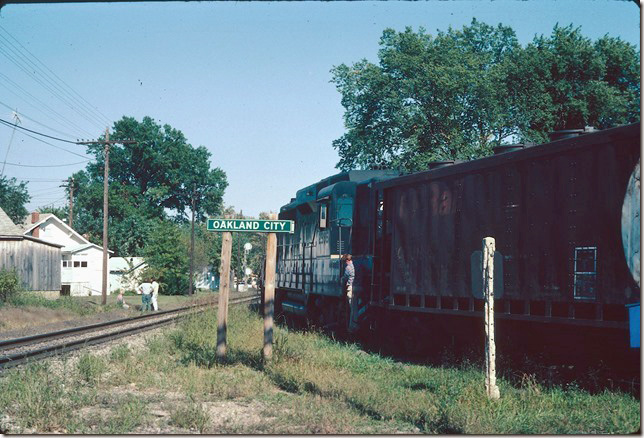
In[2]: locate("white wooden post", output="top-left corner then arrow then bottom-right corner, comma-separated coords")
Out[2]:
483,236 -> 500,399
263,212 -> 278,361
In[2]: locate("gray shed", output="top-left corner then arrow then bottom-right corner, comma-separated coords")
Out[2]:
0,207 -> 62,297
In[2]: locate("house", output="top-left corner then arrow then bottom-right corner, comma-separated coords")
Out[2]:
195,266 -> 219,291
20,212 -> 112,297
109,257 -> 147,293
0,208 -> 62,298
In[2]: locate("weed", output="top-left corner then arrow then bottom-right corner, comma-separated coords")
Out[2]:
109,344 -> 131,362
170,397 -> 210,433
77,353 -> 107,385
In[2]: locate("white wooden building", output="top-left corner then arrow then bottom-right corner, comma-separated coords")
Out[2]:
20,212 -> 112,296
109,257 -> 147,293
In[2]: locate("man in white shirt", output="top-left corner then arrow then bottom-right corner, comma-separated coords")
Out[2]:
151,279 -> 160,311
137,281 -> 153,312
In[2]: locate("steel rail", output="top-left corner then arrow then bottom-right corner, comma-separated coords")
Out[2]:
0,291 -> 256,350
0,294 -> 259,370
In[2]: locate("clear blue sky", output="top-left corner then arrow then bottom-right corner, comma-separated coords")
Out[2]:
0,0 -> 639,218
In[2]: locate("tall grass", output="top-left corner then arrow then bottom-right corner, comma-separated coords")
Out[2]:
170,306 -> 641,434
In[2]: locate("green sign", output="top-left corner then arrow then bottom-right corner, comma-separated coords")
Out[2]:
207,218 -> 295,234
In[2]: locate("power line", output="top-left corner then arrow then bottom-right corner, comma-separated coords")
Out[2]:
0,110 -> 19,176
0,26 -> 112,129
0,71 -> 95,138
0,117 -> 80,144
0,99 -> 78,140
0,121 -> 92,159
0,25 -> 112,126
0,44 -> 108,130
2,160 -> 89,168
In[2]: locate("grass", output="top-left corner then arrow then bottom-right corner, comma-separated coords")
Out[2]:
0,305 -> 639,434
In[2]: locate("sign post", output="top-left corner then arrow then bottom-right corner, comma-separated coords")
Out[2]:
483,237 -> 501,400
263,213 -> 278,361
207,215 -> 294,361
216,231 -> 232,359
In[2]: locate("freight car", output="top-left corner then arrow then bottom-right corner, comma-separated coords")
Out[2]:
275,123 -> 640,360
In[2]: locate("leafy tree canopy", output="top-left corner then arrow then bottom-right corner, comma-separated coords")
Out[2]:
71,116 -> 228,256
331,20 -> 640,172
0,176 -> 29,224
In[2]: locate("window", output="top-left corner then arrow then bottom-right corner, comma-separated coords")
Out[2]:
73,261 -> 80,268
319,203 -> 328,229
62,261 -> 69,268
81,261 -> 88,268
337,196 -> 353,227
574,247 -> 597,300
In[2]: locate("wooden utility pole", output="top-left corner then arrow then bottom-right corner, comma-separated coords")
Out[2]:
77,131 -> 136,306
483,237 -> 500,400
68,177 -> 74,229
217,230 -> 233,359
101,128 -> 110,305
189,184 -> 196,296
263,212 -> 278,361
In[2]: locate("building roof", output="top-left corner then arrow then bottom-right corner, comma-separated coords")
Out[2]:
63,242 -> 114,254
17,213 -> 54,233
0,207 -> 21,235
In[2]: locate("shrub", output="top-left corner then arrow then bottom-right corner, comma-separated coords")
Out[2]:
0,269 -> 21,303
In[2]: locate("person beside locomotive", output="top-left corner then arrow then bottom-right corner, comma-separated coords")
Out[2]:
342,254 -> 358,332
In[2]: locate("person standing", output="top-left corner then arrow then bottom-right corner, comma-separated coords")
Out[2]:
151,278 -> 160,311
342,254 -> 358,332
137,280 -> 153,312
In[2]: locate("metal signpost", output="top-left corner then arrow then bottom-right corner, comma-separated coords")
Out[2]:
207,216 -> 294,361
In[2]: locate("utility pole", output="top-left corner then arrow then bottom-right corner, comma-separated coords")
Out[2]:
60,177 -> 75,227
77,130 -> 135,305
189,183 -> 196,296
101,128 -> 109,306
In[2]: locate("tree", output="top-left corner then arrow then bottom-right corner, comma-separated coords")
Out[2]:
142,220 -> 190,295
38,205 -> 69,223
0,176 -> 29,224
71,116 -> 228,256
331,19 -> 520,172
505,25 -> 640,143
331,20 -> 640,171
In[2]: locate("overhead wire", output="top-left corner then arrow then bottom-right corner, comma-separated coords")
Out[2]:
0,44 -> 108,131
0,117 -> 81,144
0,120 -> 92,159
0,26 -> 112,129
0,99 -> 79,140
1,160 -> 89,168
0,71 -> 96,138
0,114 -> 19,176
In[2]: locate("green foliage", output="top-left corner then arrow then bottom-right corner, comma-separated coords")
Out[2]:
8,293 -> 117,315
0,269 -> 21,303
0,176 -> 30,224
71,116 -> 228,256
37,205 -> 69,221
77,353 -> 107,385
142,219 -> 190,295
170,398 -> 210,433
505,25 -> 640,143
332,20 -> 640,172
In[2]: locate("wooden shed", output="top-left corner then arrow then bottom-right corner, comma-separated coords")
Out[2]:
0,208 -> 62,298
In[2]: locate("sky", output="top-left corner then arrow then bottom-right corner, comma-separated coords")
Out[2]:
0,0 -> 640,219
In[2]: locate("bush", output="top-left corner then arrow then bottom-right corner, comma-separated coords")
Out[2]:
0,269 -> 21,303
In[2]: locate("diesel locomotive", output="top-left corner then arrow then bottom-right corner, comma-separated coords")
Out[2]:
275,123 -> 640,358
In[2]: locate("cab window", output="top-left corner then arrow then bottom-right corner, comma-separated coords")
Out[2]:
337,196 -> 353,226
319,203 -> 328,229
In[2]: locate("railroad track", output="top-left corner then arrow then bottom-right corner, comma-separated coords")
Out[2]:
0,292 -> 260,371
